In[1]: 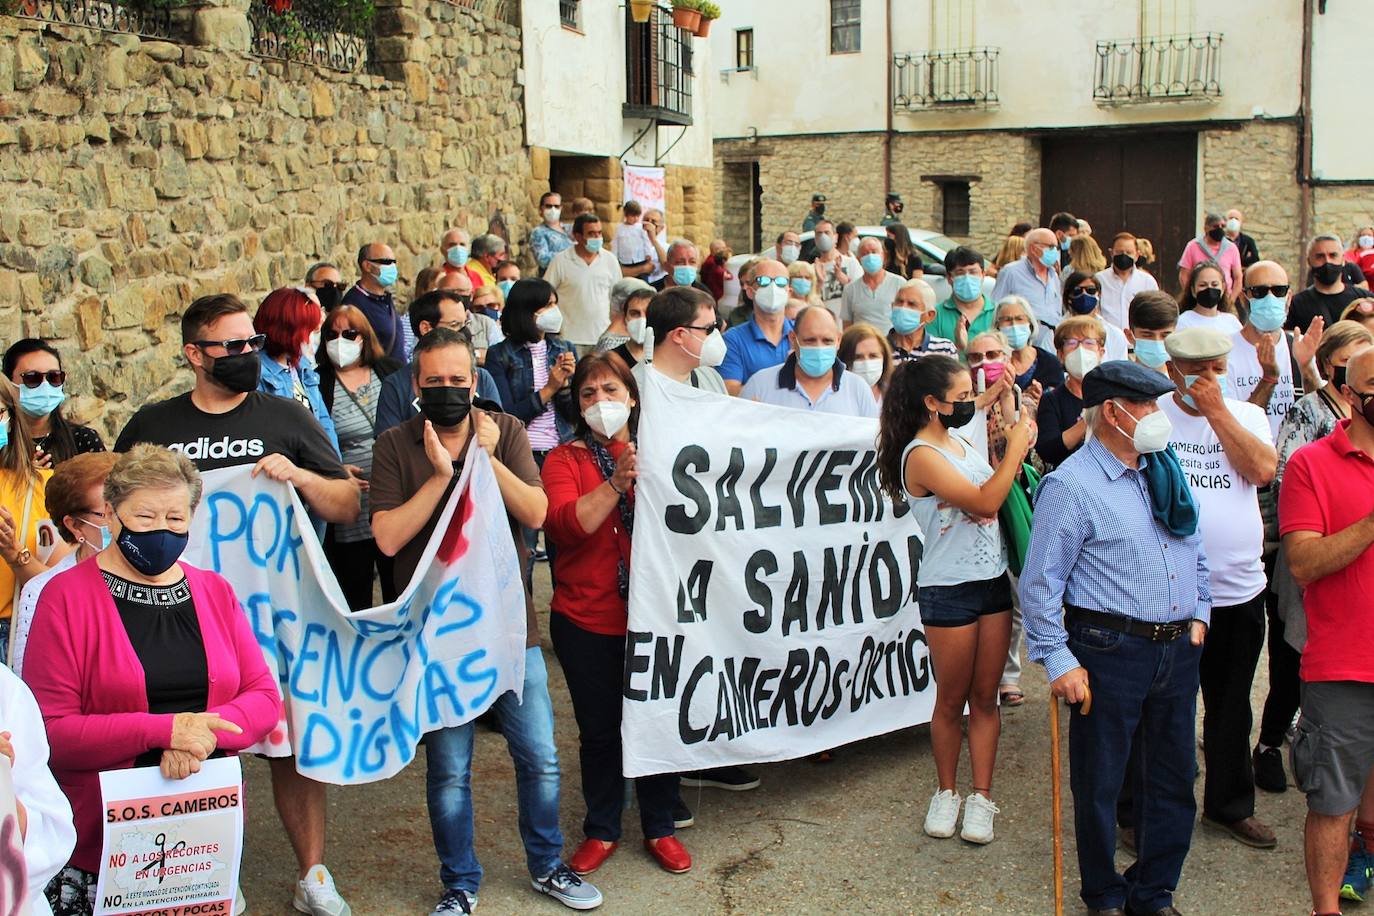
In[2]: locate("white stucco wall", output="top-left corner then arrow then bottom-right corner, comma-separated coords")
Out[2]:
1310,4 -> 1374,182
522,3 -> 713,169
709,0 -> 1302,138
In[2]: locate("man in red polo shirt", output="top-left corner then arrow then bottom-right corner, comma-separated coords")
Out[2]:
1281,344 -> 1374,916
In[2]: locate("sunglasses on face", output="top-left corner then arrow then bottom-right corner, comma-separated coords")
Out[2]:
17,369 -> 66,388
1245,285 -> 1290,298
1071,287 -> 1101,297
752,276 -> 789,288
966,350 -> 1005,363
324,328 -> 362,341
192,334 -> 268,355
365,258 -> 397,266
311,281 -> 343,291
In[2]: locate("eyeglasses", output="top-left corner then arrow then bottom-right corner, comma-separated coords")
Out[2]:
684,322 -> 719,335
1245,284 -> 1290,298
17,370 -> 66,388
192,334 -> 267,355
966,349 -> 1005,363
1071,287 -> 1101,297
1060,338 -> 1103,352
752,276 -> 789,288
324,328 -> 362,341
435,318 -> 467,332
365,258 -> 397,265
310,281 -> 343,291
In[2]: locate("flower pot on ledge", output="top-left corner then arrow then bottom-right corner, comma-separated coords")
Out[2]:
671,7 -> 700,31
630,0 -> 652,23
693,17 -> 712,37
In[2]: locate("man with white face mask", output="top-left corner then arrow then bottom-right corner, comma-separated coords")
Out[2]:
809,219 -> 862,313
720,259 -> 793,396
1021,359 -> 1209,916
774,230 -> 802,266
1158,325 -> 1278,851
632,286 -> 728,395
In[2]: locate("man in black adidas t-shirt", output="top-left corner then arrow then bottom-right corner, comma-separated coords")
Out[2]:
115,293 -> 360,916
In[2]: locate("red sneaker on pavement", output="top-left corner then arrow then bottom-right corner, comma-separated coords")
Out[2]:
568,839 -> 617,875
644,836 -> 692,874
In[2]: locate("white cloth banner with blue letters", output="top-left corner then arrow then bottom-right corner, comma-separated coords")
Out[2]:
183,444 -> 527,785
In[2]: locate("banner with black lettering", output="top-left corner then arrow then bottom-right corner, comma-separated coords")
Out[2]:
621,369 -> 932,777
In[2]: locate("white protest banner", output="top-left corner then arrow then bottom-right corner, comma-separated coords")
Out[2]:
181,443 -> 527,784
93,757 -> 243,916
623,165 -> 666,228
0,757 -> 31,916
622,370 -> 933,777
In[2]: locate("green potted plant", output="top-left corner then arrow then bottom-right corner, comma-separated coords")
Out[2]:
630,0 -> 653,23
694,1 -> 718,37
670,0 -> 700,32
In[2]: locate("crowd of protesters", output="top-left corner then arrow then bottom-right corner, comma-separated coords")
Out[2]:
5,200 -> 1374,916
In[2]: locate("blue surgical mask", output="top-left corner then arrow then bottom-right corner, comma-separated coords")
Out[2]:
19,382 -> 65,418
797,345 -> 837,377
377,264 -> 398,288
790,278 -> 812,298
0,421 -> 9,453
1039,246 -> 1060,268
586,238 -> 604,253
1182,373 -> 1232,409
860,253 -> 884,274
891,307 -> 924,335
1248,294 -> 1287,333
446,245 -> 470,268
1059,236 -> 1072,251
1069,292 -> 1099,315
952,274 -> 982,302
497,279 -> 516,298
1003,323 -> 1032,350
80,516 -> 112,550
673,266 -> 698,287
1133,338 -> 1169,368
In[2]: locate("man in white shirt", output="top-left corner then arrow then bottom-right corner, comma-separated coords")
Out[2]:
810,219 -> 861,315
642,208 -> 669,285
610,200 -> 655,279
1228,261 -> 1323,440
543,214 -> 624,352
635,286 -> 728,393
741,306 -> 878,417
1095,232 -> 1158,331
1159,325 -> 1279,850
840,238 -> 904,333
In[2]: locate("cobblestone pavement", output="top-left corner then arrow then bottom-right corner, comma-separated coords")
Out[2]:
240,568 -> 1313,915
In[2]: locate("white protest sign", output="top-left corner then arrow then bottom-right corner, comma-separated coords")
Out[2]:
93,757 -> 243,916
623,165 -> 666,229
181,443 -> 527,784
0,757 -> 31,916
622,370 -> 933,777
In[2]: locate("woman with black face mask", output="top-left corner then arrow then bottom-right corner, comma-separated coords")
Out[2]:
875,356 -> 1031,847
1176,260 -> 1243,336
24,445 -> 279,916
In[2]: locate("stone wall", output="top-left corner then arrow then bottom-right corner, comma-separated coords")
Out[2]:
1199,119 -> 1303,279
1312,186 -> 1374,243
0,0 -> 534,438
713,130 -> 1037,257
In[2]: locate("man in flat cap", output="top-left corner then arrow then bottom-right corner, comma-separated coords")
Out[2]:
1158,325 -> 1278,850
802,193 -> 827,232
1021,359 -> 1209,916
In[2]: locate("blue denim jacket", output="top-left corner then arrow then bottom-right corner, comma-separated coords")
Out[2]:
257,350 -> 342,456
484,336 -> 576,443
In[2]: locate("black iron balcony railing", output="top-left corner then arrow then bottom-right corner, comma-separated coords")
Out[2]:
13,0 -> 174,39
893,47 -> 1000,111
624,6 -> 693,127
558,0 -> 577,29
248,0 -> 370,72
1094,32 -> 1222,104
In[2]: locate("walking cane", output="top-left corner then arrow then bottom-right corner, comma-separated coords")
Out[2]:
1050,684 -> 1092,916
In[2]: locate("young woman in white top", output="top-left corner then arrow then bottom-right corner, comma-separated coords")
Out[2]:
1175,261 -> 1243,335
876,355 -> 1032,846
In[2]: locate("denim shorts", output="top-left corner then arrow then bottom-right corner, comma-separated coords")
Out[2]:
918,574 -> 1013,628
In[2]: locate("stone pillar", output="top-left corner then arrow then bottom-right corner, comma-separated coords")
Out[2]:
191,0 -> 252,53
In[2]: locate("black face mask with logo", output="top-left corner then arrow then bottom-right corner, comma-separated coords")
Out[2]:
209,352 -> 262,393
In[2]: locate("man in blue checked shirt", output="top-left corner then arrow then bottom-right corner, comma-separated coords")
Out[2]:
1021,360 -> 1210,916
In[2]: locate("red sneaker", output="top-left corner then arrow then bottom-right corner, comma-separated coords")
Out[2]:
568,838 -> 617,875
644,835 -> 692,874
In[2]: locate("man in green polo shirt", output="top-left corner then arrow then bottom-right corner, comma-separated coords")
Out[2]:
928,245 -> 996,353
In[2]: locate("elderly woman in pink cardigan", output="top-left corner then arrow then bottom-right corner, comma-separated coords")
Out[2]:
24,444 -> 280,916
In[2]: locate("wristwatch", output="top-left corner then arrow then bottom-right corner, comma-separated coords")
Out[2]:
14,548 -> 30,566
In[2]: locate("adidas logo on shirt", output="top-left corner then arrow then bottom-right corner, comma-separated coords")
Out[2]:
167,436 -> 266,460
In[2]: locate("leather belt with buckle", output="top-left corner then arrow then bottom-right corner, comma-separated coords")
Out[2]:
1066,606 -> 1190,643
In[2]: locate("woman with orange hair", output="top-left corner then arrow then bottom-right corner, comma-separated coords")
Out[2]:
254,286 -> 340,456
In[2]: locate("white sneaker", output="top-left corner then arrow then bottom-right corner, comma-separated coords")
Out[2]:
960,792 -> 1000,844
294,864 -> 352,916
923,789 -> 961,838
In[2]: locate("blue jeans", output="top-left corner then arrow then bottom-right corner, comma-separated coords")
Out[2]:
1067,619 -> 1202,913
425,646 -> 563,893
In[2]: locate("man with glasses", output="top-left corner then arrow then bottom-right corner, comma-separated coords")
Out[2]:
343,242 -> 407,362
840,238 -> 905,334
305,261 -> 346,312
993,227 -> 1064,343
114,293 -> 361,916
375,290 -> 505,437
434,267 -> 504,364
633,286 -> 729,395
720,258 -> 794,396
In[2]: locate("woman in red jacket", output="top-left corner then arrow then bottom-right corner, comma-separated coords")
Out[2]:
541,352 -> 690,878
